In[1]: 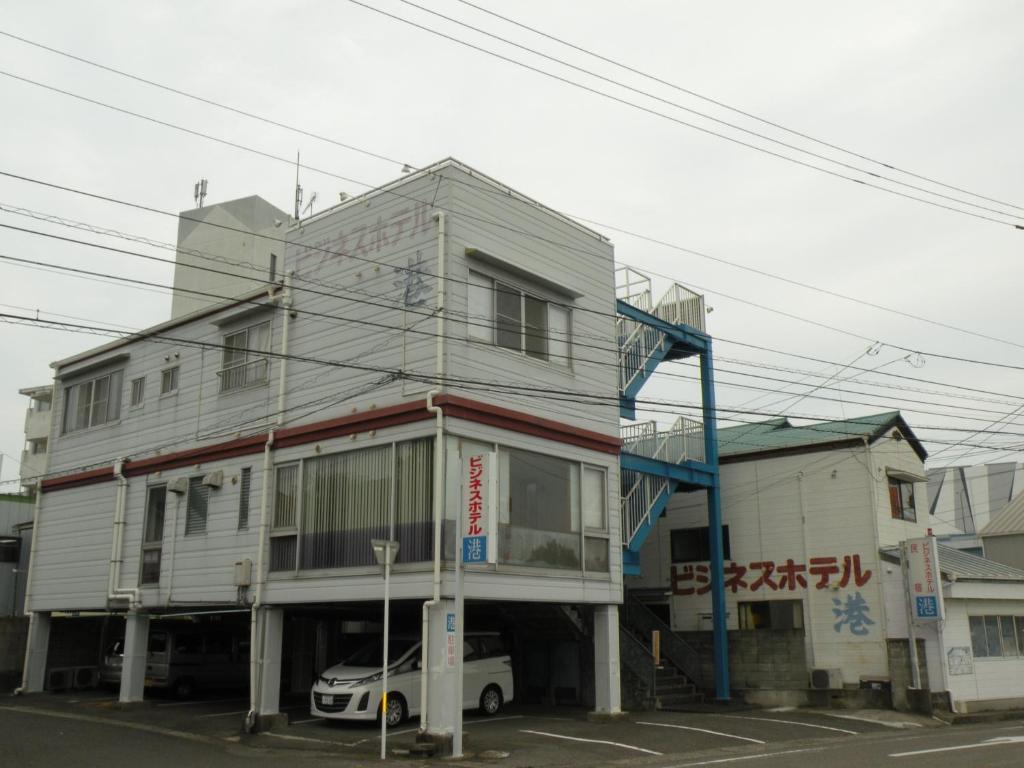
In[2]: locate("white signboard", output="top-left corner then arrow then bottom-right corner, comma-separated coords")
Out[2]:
904,537 -> 944,622
461,453 -> 496,564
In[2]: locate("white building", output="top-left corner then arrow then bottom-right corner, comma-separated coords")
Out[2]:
22,159 -> 704,739
630,412 -> 1024,712
18,386 -> 52,494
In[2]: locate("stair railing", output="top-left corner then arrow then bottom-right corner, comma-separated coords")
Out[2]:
623,592 -> 704,686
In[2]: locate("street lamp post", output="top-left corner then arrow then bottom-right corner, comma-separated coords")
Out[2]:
371,538 -> 400,760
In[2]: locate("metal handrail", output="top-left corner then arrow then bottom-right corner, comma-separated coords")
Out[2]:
623,592 -> 704,686
216,358 -> 269,392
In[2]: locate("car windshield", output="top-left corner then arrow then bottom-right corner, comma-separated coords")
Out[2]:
344,636 -> 419,667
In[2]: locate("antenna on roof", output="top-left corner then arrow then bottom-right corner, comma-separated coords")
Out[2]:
293,151 -> 302,220
302,191 -> 318,218
193,178 -> 208,208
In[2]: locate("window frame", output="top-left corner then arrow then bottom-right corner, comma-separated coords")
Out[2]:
238,466 -> 252,531
219,319 -> 272,393
130,376 -> 146,408
61,369 -> 124,434
888,477 -> 917,522
670,525 -> 732,563
183,476 -> 209,536
160,366 -> 179,396
139,484 -> 167,586
970,614 -> 1024,659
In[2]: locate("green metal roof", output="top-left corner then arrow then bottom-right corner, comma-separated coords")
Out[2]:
717,411 -> 927,461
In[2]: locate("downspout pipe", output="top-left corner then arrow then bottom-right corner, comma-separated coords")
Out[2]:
420,210 -> 446,733
248,279 -> 291,730
14,481 -> 45,695
108,458 -> 140,609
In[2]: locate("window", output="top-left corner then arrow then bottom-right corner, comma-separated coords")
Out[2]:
61,370 -> 123,433
970,615 -> 1024,658
160,367 -> 178,395
220,320 -> 271,392
184,477 -> 209,535
0,537 -> 20,564
130,376 -> 146,407
268,439 -> 435,573
582,467 -> 609,573
670,525 -> 731,563
238,467 -> 252,530
888,478 -> 917,522
140,485 -> 166,585
467,270 -> 571,365
738,600 -> 804,630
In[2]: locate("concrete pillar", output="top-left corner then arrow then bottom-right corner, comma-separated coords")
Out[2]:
425,599 -> 460,739
257,607 -> 284,716
21,611 -> 51,692
592,604 -> 622,715
119,611 -> 150,703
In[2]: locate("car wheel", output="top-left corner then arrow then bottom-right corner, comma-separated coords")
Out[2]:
172,676 -> 196,700
382,693 -> 407,727
479,684 -> 503,716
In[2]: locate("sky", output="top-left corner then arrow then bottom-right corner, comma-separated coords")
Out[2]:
1,0 -> 1023,494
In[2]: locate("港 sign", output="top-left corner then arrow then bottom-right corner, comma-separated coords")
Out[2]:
461,453 -> 496,564
903,537 -> 944,622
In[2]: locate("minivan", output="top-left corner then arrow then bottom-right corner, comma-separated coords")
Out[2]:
310,632 -> 513,725
100,625 -> 250,698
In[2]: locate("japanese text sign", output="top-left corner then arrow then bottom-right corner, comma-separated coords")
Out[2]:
461,453 -> 496,564
903,537 -> 943,622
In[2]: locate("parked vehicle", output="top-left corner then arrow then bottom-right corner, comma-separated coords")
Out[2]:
99,624 -> 250,698
310,632 -> 513,725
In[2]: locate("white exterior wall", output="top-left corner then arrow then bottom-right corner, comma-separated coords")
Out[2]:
30,162 -> 623,614
941,597 -> 1024,710
633,437 -> 929,687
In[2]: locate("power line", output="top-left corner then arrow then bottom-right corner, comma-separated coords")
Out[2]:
452,0 -> 1024,214
342,0 -> 1023,230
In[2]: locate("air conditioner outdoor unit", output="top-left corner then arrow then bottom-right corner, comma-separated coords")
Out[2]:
74,666 -> 99,690
809,668 -> 843,690
167,477 -> 189,495
46,667 -> 74,691
202,470 -> 223,489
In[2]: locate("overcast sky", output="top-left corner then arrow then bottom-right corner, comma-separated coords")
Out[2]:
1,0 -> 1022,495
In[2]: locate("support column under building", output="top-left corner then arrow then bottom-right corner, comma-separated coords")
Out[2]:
257,607 -> 284,719
424,599 -> 460,747
21,611 -> 51,693
592,604 -> 622,715
119,610 -> 150,703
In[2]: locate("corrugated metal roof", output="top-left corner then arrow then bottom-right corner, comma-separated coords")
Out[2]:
979,492 -> 1024,537
881,544 -> 1024,582
717,412 -> 927,460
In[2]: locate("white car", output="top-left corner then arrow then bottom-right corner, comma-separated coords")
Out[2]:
310,632 -> 513,726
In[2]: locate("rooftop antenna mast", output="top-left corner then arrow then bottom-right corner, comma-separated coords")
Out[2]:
293,151 -> 302,220
302,191 -> 318,218
193,178 -> 208,208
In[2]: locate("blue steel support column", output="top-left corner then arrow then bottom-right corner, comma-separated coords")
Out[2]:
700,341 -> 730,701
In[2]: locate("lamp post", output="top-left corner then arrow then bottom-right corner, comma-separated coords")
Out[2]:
371,538 -> 400,760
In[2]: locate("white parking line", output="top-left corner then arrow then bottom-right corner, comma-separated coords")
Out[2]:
720,715 -> 858,735
520,729 -> 662,755
197,709 -> 249,719
637,721 -> 766,744
289,717 -> 323,725
156,698 -> 248,708
667,747 -> 823,766
466,715 -> 524,727
891,735 -> 1024,757
263,731 -> 356,747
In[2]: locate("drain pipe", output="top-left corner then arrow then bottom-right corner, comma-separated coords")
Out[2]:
164,493 -> 182,607
15,481 -> 45,695
248,278 -> 292,730
420,211 -> 447,733
108,459 -> 140,609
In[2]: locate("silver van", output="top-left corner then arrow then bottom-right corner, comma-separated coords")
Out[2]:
100,626 -> 249,698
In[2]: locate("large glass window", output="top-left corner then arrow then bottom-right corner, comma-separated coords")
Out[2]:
500,448 -> 577,570
269,439 -> 434,573
970,615 -> 1024,658
220,320 -> 271,392
61,370 -> 123,433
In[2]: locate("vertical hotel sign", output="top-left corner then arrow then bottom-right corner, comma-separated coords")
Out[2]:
903,537 -> 944,622
462,453 -> 496,564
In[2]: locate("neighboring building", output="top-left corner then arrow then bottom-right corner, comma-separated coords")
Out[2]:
926,461 -> 1024,553
170,195 -> 289,319
18,386 -> 52,494
978,493 -> 1024,571
1,494 -> 34,692
19,159 -> 722,738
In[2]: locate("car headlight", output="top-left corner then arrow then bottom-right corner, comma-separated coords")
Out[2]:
353,671 -> 383,686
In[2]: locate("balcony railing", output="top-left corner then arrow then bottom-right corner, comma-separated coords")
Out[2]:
217,358 -> 269,393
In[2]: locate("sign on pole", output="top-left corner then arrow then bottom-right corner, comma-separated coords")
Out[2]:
904,536 -> 944,622
461,453 -> 496,564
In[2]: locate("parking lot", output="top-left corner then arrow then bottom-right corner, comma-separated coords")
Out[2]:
0,689 -> 916,766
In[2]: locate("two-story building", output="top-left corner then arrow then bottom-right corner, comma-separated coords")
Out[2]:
20,159 -> 641,738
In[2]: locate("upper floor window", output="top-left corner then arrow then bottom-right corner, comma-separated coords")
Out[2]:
160,367 -> 179,395
468,271 -> 570,365
184,477 -> 210,535
888,478 -> 917,522
61,370 -> 123,433
220,320 -> 270,392
130,376 -> 146,407
670,525 -> 731,563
